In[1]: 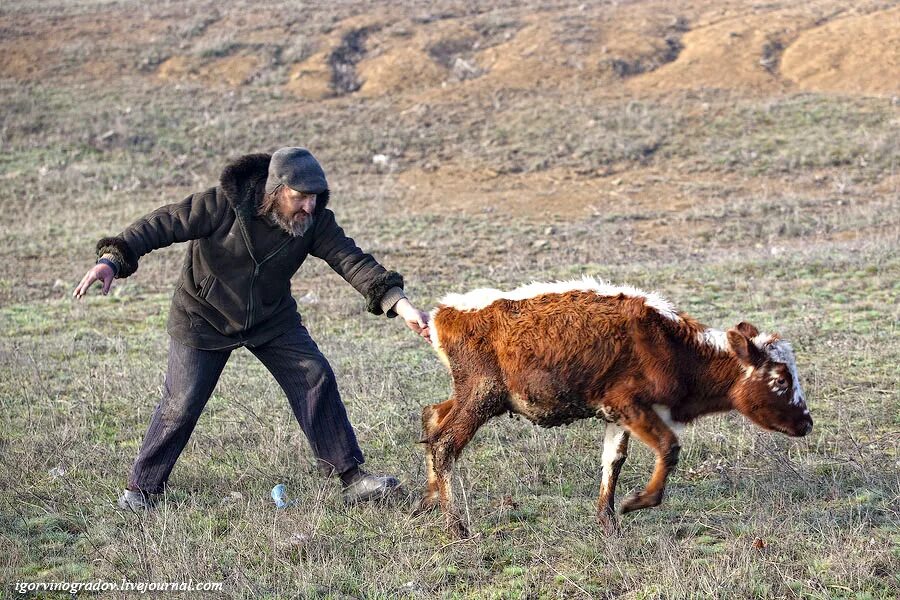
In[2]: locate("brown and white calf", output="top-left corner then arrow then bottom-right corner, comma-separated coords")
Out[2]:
417,277 -> 812,537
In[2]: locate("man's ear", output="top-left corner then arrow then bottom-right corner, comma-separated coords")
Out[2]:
734,321 -> 760,339
727,329 -> 766,367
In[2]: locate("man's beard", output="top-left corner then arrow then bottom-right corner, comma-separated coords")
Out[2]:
269,207 -> 313,237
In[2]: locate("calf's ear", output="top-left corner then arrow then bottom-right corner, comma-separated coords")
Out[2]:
727,329 -> 766,367
734,321 -> 760,339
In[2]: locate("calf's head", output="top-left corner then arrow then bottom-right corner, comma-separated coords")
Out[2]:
726,322 -> 813,437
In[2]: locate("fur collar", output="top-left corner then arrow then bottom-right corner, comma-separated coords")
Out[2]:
219,153 -> 330,220
219,153 -> 271,220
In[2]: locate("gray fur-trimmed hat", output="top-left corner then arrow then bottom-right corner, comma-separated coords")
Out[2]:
265,147 -> 328,195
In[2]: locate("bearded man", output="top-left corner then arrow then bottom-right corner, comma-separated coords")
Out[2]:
74,147 -> 430,509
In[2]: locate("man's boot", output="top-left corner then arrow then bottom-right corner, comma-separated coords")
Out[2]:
117,488 -> 159,511
340,467 -> 401,504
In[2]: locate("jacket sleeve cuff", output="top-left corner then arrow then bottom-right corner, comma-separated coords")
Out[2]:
97,255 -> 120,276
365,270 -> 404,315
95,236 -> 139,278
379,287 -> 407,318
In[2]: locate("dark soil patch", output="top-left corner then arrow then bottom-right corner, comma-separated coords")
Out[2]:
607,34 -> 684,78
329,26 -> 379,95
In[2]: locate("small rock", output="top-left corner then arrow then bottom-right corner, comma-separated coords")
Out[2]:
48,465 -> 67,478
532,239 -> 549,249
451,57 -> 481,80
276,532 -> 311,548
298,291 -> 319,304
220,491 -> 245,506
612,178 -> 623,186
543,226 -> 555,235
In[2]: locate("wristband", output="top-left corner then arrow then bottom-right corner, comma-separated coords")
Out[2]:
97,258 -> 119,276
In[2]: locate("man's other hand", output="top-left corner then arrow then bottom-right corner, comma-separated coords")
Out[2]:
74,263 -> 115,299
394,298 -> 431,343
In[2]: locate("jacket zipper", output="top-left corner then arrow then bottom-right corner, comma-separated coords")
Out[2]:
245,263 -> 260,330
243,238 -> 293,331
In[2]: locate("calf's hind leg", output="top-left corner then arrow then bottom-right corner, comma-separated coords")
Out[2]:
596,423 -> 630,533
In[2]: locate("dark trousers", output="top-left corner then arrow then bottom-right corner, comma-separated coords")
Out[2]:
127,323 -> 364,494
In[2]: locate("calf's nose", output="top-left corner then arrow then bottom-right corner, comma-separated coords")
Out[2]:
801,419 -> 813,436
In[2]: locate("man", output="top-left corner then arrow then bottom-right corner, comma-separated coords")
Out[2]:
74,147 -> 430,509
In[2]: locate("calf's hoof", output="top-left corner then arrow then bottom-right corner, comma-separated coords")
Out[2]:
412,495 -> 439,517
619,491 -> 663,514
447,514 -> 470,539
596,510 -> 620,535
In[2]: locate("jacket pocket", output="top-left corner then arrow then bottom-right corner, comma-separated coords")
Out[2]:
198,274 -> 215,299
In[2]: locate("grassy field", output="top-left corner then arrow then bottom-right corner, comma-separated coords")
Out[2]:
1,0 -> 898,598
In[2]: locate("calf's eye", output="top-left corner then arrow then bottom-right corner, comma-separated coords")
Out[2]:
776,377 -> 787,386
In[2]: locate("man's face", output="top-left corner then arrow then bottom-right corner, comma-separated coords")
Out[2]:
272,187 -> 317,236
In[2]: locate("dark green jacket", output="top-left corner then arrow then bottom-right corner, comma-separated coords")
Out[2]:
95,153 -> 404,350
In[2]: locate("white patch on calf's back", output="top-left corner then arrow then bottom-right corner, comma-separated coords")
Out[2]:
438,276 -> 680,321
439,288 -> 504,311
698,328 -> 729,352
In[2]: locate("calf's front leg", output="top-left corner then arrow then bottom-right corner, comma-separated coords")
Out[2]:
618,406 -> 681,514
415,397 -> 456,515
418,398 -> 490,538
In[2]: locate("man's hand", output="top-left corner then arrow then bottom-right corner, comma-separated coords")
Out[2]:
73,263 -> 115,299
394,298 -> 431,343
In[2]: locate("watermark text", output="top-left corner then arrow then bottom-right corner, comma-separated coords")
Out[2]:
13,578 -> 223,595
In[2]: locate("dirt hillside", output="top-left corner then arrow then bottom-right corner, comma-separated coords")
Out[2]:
780,6 -> 900,96
2,1 -> 897,98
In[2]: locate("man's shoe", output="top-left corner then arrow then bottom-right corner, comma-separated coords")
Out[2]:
117,489 -> 158,511
341,471 -> 402,504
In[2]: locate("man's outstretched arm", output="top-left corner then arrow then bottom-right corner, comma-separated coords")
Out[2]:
74,188 -> 227,298
310,208 -> 430,341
